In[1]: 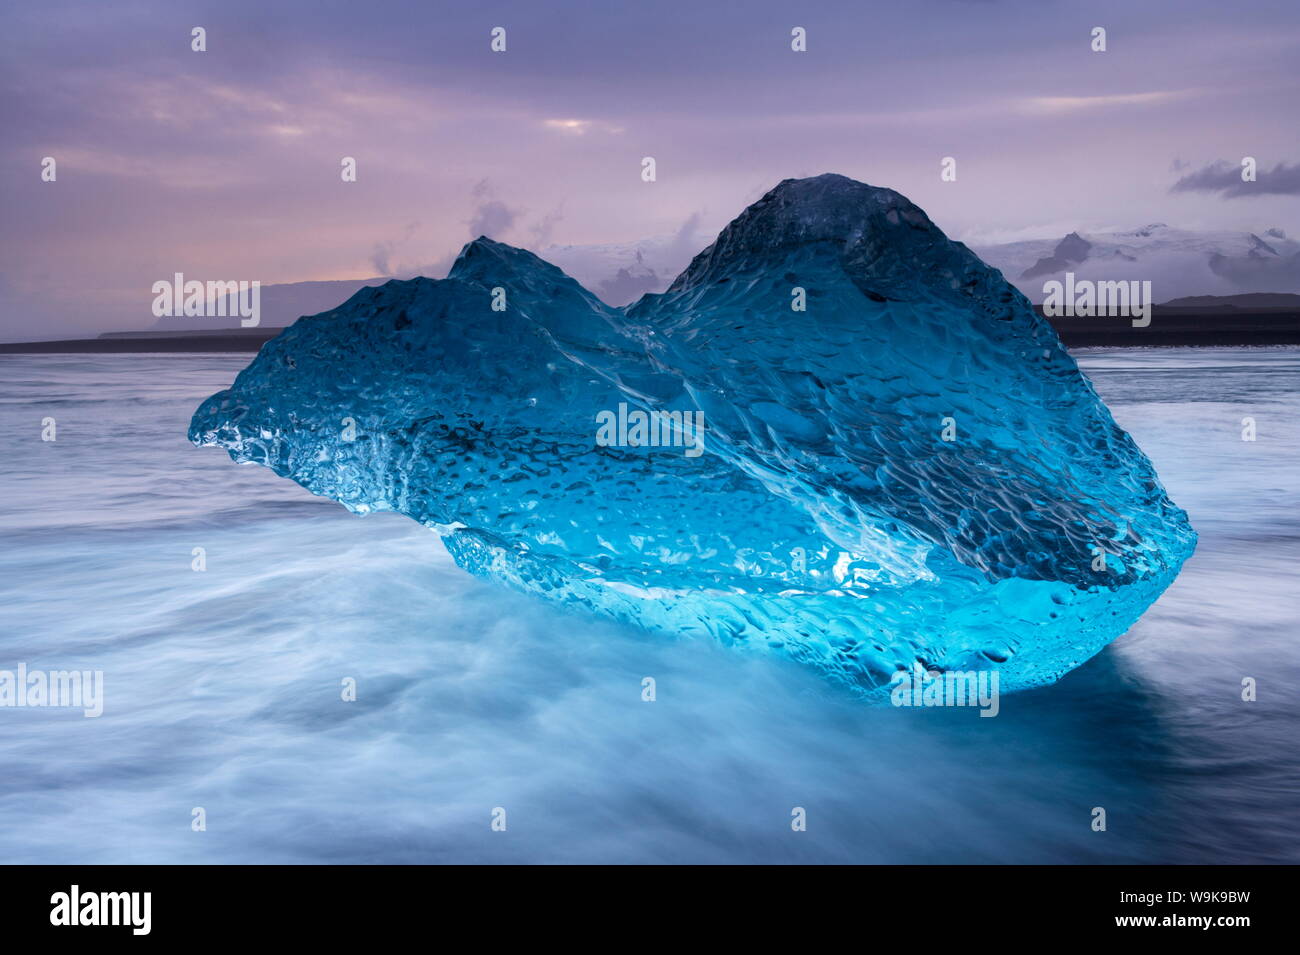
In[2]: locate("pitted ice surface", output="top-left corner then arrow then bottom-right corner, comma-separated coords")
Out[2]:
190,175 -> 1195,697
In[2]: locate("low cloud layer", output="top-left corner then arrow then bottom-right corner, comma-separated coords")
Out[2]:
1171,160 -> 1300,198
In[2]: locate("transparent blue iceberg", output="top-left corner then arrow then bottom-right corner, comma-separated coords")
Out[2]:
190,174 -> 1195,698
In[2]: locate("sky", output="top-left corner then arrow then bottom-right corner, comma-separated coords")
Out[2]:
2,0 -> 1298,340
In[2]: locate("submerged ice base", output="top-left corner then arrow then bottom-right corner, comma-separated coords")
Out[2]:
190,174 -> 1195,698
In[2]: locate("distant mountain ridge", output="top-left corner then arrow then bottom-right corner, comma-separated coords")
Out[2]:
146,225 -> 1300,332
151,278 -> 387,330
971,224 -> 1300,303
1160,292 -> 1300,308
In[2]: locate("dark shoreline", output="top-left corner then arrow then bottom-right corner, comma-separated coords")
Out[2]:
2,307 -> 1297,353
0,331 -> 280,354
1044,306 -> 1300,347
0,327 -> 278,354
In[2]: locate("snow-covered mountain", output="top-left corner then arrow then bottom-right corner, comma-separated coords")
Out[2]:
148,223 -> 1300,332
547,223 -> 1300,306
538,232 -> 707,306
969,225 -> 1300,304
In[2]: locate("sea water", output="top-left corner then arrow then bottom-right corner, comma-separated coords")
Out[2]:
0,349 -> 1295,863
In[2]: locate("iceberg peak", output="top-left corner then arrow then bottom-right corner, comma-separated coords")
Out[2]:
664,174 -> 1000,307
